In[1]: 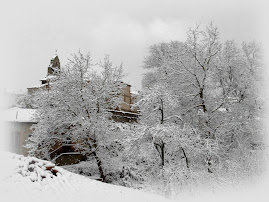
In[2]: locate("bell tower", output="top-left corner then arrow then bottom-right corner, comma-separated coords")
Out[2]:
48,54 -> 60,75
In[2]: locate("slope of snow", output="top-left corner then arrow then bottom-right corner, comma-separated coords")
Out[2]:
0,151 -> 268,202
0,152 -> 169,202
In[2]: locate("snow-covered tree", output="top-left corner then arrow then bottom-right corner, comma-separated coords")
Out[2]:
137,23 -> 263,173
27,52 -> 125,181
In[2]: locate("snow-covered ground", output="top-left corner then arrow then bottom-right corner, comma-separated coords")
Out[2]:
0,151 -> 169,202
0,151 -> 268,202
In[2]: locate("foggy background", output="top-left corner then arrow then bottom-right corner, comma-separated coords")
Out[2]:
0,0 -> 267,93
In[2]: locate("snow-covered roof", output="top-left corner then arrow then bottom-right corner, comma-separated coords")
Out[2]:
40,74 -> 57,81
51,54 -> 58,60
27,83 -> 47,89
2,107 -> 37,123
131,91 -> 139,95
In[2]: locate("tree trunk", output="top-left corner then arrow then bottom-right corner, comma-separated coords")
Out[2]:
161,143 -> 164,166
181,147 -> 189,168
88,136 -> 106,182
206,156 -> 213,173
153,96 -> 165,166
92,150 -> 106,181
199,87 -> 207,113
159,97 -> 164,124
154,138 -> 165,166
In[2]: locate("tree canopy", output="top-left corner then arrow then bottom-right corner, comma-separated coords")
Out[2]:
27,52 -> 125,181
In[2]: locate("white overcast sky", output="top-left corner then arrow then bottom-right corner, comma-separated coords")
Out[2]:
0,0 -> 268,92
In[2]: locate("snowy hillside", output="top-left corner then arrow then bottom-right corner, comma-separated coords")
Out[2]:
1,152 -> 268,202
0,152 -> 169,202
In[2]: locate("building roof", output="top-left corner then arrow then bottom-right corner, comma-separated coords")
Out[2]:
27,83 -> 47,89
40,74 -> 58,81
2,107 -> 37,123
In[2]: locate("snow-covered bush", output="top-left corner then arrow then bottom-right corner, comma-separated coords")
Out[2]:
12,154 -> 63,182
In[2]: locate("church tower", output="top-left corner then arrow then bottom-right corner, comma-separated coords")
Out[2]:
48,55 -> 60,75
28,54 -> 61,94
